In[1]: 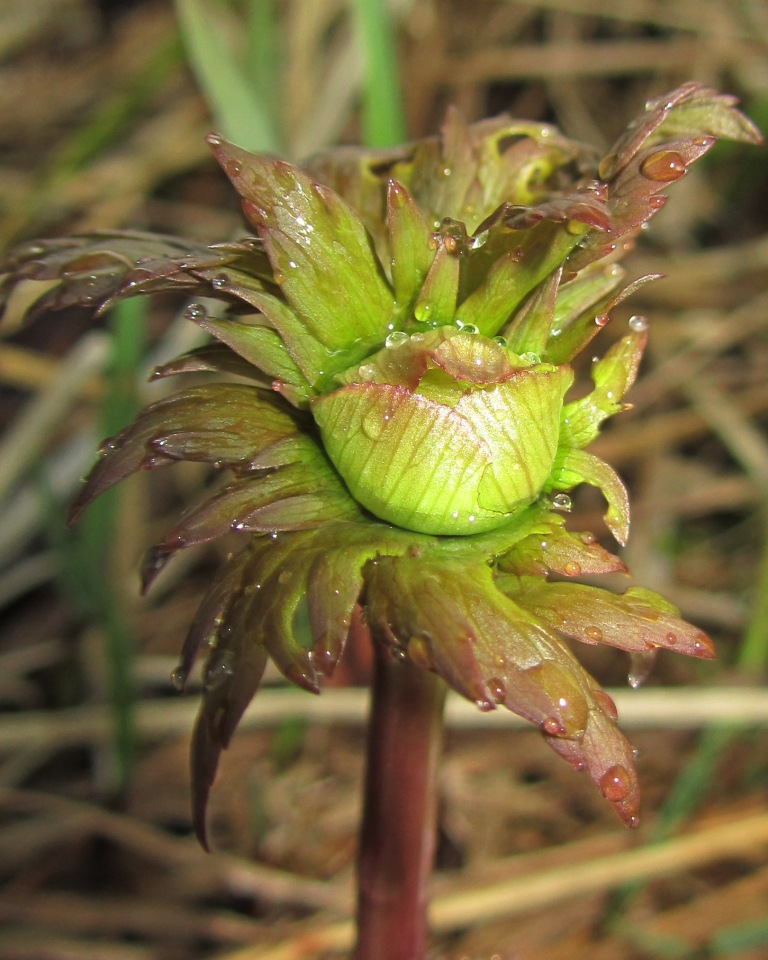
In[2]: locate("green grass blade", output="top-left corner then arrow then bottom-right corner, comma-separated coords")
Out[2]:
352,0 -> 406,147
175,0 -> 281,151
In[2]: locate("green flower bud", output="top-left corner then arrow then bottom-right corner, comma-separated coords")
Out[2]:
312,330 -> 573,535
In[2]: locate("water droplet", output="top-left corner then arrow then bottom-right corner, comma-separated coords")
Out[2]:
599,764 -> 631,802
440,166 -> 452,178
211,273 -> 229,289
487,677 -> 506,703
204,652 -> 235,690
628,315 -> 648,332
492,336 -> 507,347
693,135 -> 715,148
627,649 -> 657,688
385,330 -> 409,348
414,301 -> 433,323
552,493 -> 572,512
563,561 -> 581,577
184,303 -> 207,322
457,321 -> 479,335
585,625 -> 603,642
362,408 -> 388,440
665,632 -> 678,645
580,531 -> 596,544
593,689 -> 619,722
640,150 -> 686,182
170,665 -> 187,691
519,351 -> 540,365
207,133 -> 223,147
594,313 -> 610,327
287,260 -> 297,269
649,195 -> 667,210
542,717 -> 565,736
358,364 -> 377,382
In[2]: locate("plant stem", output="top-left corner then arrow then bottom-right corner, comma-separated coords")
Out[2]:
354,647 -> 447,960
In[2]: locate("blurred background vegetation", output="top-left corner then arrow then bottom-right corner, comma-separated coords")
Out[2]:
1,1 -> 768,958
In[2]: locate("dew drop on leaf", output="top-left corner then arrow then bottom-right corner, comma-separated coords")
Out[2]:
486,677 -> 507,703
628,315 -> 648,331
170,664 -> 187,692
599,764 -> 631,801
563,561 -> 582,577
640,149 -> 686,182
551,493 -> 572,512
211,273 -> 229,289
585,625 -> 603,642
542,716 -> 565,736
184,303 -> 207,322
594,689 -> 619,723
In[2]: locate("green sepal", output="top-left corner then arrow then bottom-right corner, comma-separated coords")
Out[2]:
560,327 -> 646,450
504,266 -> 561,357
208,136 -> 395,350
195,313 -> 312,406
411,239 -> 460,328
549,448 -> 630,545
386,178 -> 436,322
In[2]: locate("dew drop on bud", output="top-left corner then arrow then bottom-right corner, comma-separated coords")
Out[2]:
457,321 -> 479,335
640,149 -> 686,182
665,631 -> 678,645
486,677 -> 507,703
563,561 -> 581,577
628,315 -> 648,332
594,313 -> 610,327
585,625 -> 603,642
542,717 -> 565,736
211,273 -> 229,289
519,351 -> 541,365
170,664 -> 187,691
627,649 -> 657,688
385,330 -> 409,348
599,764 -> 632,802
184,303 -> 207,323
551,493 -> 572,512
492,335 -> 508,347
592,689 -> 619,722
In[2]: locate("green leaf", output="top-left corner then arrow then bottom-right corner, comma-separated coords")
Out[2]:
175,0 -> 281,152
560,327 -> 646,450
208,137 -> 395,353
386,179 -> 435,322
412,239 -> 459,328
549,448 -> 630,545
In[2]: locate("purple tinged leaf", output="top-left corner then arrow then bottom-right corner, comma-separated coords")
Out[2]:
512,579 -> 715,660
365,556 -> 590,737
194,313 -> 311,405
497,513 -> 628,578
191,562 -> 271,847
545,690 -> 640,827
600,82 -> 762,182
151,342 -> 275,384
68,384 -> 304,524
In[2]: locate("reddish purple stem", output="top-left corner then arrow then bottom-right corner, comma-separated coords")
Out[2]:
353,648 -> 447,960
